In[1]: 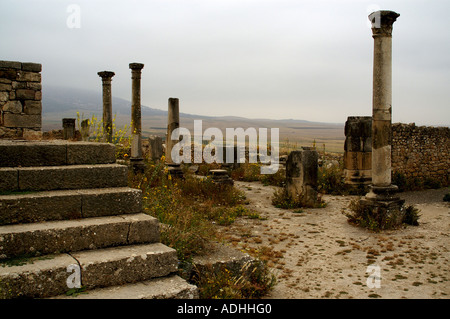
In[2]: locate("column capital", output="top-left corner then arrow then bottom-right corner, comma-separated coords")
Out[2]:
369,10 -> 399,37
97,71 -> 115,79
129,63 -> 144,70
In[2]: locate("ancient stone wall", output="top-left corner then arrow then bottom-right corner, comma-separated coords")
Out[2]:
0,60 -> 42,139
392,123 -> 449,186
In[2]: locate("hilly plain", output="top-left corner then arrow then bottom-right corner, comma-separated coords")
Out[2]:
42,86 -> 345,153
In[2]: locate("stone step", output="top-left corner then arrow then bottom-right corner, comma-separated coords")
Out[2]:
51,275 -> 198,299
0,187 -> 142,226
0,140 -> 116,167
0,164 -> 128,192
0,213 -> 159,260
0,243 -> 178,299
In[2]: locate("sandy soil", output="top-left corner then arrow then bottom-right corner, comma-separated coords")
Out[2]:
217,181 -> 450,299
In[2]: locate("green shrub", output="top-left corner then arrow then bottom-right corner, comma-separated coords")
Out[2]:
403,205 -> 420,226
192,261 -> 276,299
344,199 -> 420,231
444,193 -> 450,202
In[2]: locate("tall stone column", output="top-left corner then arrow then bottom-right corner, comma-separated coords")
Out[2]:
166,97 -> 183,177
361,10 -> 404,224
129,63 -> 145,170
97,71 -> 115,143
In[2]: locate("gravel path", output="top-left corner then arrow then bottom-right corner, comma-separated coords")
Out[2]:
218,182 -> 450,299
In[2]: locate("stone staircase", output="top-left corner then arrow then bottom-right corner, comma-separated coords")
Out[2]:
0,139 -> 198,299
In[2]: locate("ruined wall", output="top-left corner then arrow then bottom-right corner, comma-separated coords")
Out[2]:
0,60 -> 42,139
392,123 -> 449,187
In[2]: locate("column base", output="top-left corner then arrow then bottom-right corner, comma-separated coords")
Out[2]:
359,184 -> 406,229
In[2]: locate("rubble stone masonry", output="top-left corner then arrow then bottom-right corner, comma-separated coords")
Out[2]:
391,123 -> 449,186
0,60 -> 42,139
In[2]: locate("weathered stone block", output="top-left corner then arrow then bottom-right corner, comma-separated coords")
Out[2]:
66,142 -> 116,164
0,91 -> 9,102
0,214 -> 157,260
73,243 -> 178,289
0,83 -> 12,91
78,187 -> 142,218
26,82 -> 42,90
17,164 -> 128,191
286,148 -> 319,207
0,168 -> 18,191
0,60 -> 22,69
0,190 -> 83,225
0,141 -> 67,167
0,69 -> 17,80
16,71 -> 41,82
2,100 -> 22,113
21,62 -> 42,72
0,253 -> 76,298
15,89 -> 36,100
23,100 -> 41,114
2,113 -> 41,128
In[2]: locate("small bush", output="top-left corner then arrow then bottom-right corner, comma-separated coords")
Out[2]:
318,163 -> 345,195
193,261 -> 276,299
403,205 -> 420,226
271,188 -> 324,209
444,193 -> 450,202
345,199 -> 420,231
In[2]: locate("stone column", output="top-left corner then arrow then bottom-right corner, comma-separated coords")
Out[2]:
97,71 -> 115,143
361,10 -> 404,224
369,10 -> 399,189
166,97 -> 183,177
129,63 -> 145,170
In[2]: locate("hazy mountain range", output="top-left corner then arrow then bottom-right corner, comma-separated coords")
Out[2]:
42,86 -> 345,152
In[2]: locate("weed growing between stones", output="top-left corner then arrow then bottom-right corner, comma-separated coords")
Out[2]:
191,261 -> 276,299
271,187 -> 325,209
344,199 -> 421,231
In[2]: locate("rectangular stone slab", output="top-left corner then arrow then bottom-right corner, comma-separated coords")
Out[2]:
71,243 -> 178,289
0,253 -> 77,298
0,214 -> 159,260
17,164 -> 128,191
0,187 -> 142,226
0,140 -> 116,167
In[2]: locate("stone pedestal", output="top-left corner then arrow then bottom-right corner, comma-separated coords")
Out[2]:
129,63 -> 145,171
286,147 -> 319,207
62,118 -> 75,140
97,71 -> 115,143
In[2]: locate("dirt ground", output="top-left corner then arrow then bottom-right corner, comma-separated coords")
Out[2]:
217,181 -> 450,299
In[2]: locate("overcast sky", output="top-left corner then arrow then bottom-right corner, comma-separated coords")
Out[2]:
1,0 -> 449,125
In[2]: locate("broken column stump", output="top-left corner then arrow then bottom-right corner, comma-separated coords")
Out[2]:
344,116 -> 372,185
285,147 -> 319,207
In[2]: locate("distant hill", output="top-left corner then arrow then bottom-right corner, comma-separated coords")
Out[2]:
42,86 -> 345,153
